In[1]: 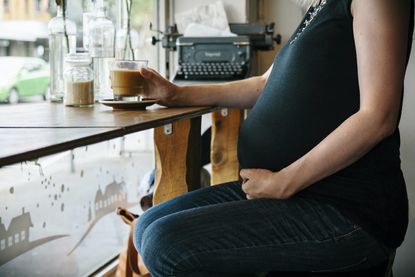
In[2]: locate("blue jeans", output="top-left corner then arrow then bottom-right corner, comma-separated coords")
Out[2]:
133,181 -> 392,277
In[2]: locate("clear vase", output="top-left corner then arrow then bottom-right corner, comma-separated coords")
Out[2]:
48,5 -> 77,103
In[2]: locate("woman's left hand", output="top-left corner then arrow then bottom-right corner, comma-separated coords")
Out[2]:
240,168 -> 295,200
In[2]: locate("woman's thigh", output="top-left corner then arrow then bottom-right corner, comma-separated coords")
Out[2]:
134,181 -> 246,251
138,194 -> 391,277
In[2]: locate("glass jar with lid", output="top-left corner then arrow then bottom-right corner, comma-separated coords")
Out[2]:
64,53 -> 94,107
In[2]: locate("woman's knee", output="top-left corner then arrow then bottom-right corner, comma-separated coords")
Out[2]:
133,207 -> 161,252
139,216 -> 186,277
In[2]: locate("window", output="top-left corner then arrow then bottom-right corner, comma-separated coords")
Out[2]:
0,0 -> 159,275
1,0 -> 159,106
14,233 -> 19,243
0,131 -> 155,276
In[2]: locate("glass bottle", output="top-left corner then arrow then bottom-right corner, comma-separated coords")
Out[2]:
64,53 -> 94,107
88,0 -> 115,101
82,0 -> 96,51
48,4 -> 77,102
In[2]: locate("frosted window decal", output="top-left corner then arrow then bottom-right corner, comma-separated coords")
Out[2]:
0,131 -> 154,276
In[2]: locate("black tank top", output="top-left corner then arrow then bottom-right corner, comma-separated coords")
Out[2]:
238,0 -> 414,248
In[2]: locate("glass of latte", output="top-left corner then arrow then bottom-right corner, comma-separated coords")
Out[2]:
109,60 -> 148,101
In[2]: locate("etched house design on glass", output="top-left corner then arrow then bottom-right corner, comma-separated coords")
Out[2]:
0,208 -> 68,266
94,181 -> 128,219
68,181 -> 131,255
0,208 -> 33,255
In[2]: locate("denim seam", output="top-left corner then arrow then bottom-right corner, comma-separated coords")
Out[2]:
329,226 -> 363,242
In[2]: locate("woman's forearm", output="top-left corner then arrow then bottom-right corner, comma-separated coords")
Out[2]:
283,110 -> 396,195
171,76 -> 266,109
139,64 -> 273,108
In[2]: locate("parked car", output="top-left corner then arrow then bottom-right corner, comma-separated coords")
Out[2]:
0,57 -> 50,104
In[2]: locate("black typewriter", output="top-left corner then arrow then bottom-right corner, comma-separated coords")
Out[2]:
174,36 -> 251,81
151,23 -> 281,83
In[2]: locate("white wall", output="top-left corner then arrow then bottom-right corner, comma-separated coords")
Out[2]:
256,0 -> 304,74
261,0 -> 303,45
394,36 -> 415,277
173,0 -> 249,23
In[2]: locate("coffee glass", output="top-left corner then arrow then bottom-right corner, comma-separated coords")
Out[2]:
109,60 -> 148,101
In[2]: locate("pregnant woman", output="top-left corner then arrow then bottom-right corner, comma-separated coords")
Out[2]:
132,0 -> 414,276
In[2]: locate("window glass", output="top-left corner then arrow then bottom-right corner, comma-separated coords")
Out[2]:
0,0 -> 158,275
0,131 -> 155,276
0,0 -> 158,104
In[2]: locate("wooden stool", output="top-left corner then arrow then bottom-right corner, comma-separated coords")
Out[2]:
265,252 -> 395,277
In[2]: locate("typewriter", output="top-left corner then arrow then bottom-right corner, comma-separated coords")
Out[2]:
151,23 -> 281,83
174,36 -> 251,81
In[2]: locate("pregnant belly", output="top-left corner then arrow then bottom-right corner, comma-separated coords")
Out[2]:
237,89 -> 358,171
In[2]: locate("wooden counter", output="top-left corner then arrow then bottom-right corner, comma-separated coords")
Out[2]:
0,102 -> 218,205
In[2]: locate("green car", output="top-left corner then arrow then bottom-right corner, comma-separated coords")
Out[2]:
0,57 -> 50,104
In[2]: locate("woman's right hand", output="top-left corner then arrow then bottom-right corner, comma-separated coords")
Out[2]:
139,67 -> 179,106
